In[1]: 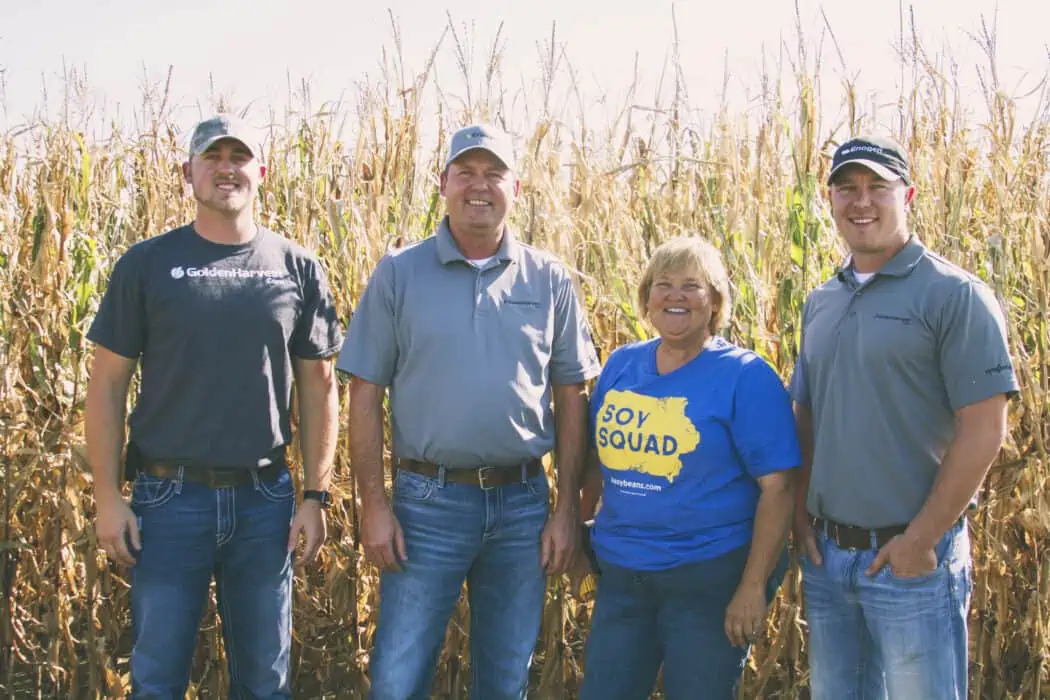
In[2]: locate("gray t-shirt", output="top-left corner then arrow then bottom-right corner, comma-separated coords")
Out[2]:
87,225 -> 343,467
337,219 -> 601,467
789,237 -> 1018,528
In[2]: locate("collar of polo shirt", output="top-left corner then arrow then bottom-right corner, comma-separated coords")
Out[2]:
435,216 -> 522,266
837,235 -> 926,282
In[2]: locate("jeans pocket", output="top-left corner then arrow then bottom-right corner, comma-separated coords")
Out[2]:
394,469 -> 437,502
132,474 -> 177,509
256,469 -> 295,503
881,562 -> 947,586
525,473 -> 550,501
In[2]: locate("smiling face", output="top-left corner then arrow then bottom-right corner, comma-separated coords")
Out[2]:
645,265 -> 719,347
829,164 -> 916,271
440,149 -> 519,242
182,138 -> 264,217
637,237 -> 731,349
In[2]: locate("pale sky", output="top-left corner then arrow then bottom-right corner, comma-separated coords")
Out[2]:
2,0 -> 1048,139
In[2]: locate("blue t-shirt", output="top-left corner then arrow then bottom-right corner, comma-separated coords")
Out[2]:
590,337 -> 801,571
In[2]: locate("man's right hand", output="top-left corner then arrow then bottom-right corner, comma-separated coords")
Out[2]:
794,514 -> 822,566
96,496 -> 140,567
361,501 -> 407,572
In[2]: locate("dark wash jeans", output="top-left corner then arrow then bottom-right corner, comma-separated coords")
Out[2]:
129,467 -> 295,700
368,467 -> 549,700
580,544 -> 787,700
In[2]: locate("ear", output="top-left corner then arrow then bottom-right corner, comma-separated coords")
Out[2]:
512,178 -> 521,198
259,165 -> 267,179
708,290 -> 723,333
182,161 -> 191,183
904,185 -> 917,205
439,169 -> 449,196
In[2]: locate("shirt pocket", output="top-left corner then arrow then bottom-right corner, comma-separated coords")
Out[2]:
500,296 -> 551,350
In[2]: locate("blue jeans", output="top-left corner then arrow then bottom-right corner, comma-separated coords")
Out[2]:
801,518 -> 973,700
580,544 -> 785,700
129,468 -> 295,700
368,467 -> 549,700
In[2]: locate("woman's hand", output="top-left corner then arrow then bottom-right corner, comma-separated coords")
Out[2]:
724,580 -> 767,648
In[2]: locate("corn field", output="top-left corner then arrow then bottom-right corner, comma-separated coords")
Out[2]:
0,18 -> 1048,700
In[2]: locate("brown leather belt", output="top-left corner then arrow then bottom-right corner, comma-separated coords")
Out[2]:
397,458 -> 542,489
810,515 -> 907,550
137,446 -> 287,489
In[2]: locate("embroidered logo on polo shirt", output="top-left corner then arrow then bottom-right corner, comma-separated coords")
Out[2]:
873,313 -> 912,325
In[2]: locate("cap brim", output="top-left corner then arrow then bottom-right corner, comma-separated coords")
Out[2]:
827,159 -> 901,185
193,134 -> 257,158
445,144 -> 511,170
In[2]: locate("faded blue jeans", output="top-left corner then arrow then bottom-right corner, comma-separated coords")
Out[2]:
368,466 -> 549,700
129,468 -> 295,699
801,517 -> 973,700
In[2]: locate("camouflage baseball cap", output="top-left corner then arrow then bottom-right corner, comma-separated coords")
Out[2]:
188,114 -> 263,159
444,123 -> 515,170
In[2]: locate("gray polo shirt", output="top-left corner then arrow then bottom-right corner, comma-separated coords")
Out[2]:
789,236 -> 1018,528
337,218 -> 601,468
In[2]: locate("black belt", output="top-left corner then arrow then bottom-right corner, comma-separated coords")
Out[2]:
141,461 -> 284,489
810,515 -> 908,550
135,445 -> 287,489
397,458 -> 542,489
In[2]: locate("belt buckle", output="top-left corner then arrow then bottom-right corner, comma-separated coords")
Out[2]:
477,466 -> 495,490
203,469 -> 222,489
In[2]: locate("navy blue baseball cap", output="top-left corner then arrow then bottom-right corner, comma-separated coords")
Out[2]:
828,135 -> 911,185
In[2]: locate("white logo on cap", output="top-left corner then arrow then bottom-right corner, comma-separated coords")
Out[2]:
170,266 -> 185,279
841,145 -> 887,157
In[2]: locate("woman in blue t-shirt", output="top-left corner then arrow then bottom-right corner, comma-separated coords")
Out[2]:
578,236 -> 801,699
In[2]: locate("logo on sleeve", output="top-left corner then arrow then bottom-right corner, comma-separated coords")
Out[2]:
595,389 -> 700,483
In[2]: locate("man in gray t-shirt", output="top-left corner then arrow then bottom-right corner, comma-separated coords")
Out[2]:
790,136 -> 1017,699
85,115 -> 342,697
338,124 -> 600,699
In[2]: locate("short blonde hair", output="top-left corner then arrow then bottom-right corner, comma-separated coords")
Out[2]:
636,236 -> 732,334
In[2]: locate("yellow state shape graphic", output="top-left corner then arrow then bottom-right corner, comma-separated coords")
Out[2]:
595,389 -> 700,482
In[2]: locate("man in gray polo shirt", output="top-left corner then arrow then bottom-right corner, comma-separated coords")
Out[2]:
338,123 -> 600,700
790,135 -> 1018,699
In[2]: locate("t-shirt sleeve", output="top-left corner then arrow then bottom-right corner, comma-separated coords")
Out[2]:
550,265 -> 601,385
335,254 -> 398,385
732,358 -> 803,478
86,247 -> 147,359
787,300 -> 810,407
938,281 -> 1019,410
290,258 -> 344,359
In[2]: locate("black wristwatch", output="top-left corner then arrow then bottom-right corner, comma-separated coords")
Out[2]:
302,490 -> 333,508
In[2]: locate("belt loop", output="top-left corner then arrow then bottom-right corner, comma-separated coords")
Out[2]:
174,466 -> 185,494
520,461 -> 528,484
249,468 -> 261,491
870,530 -> 879,549
437,465 -> 447,488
